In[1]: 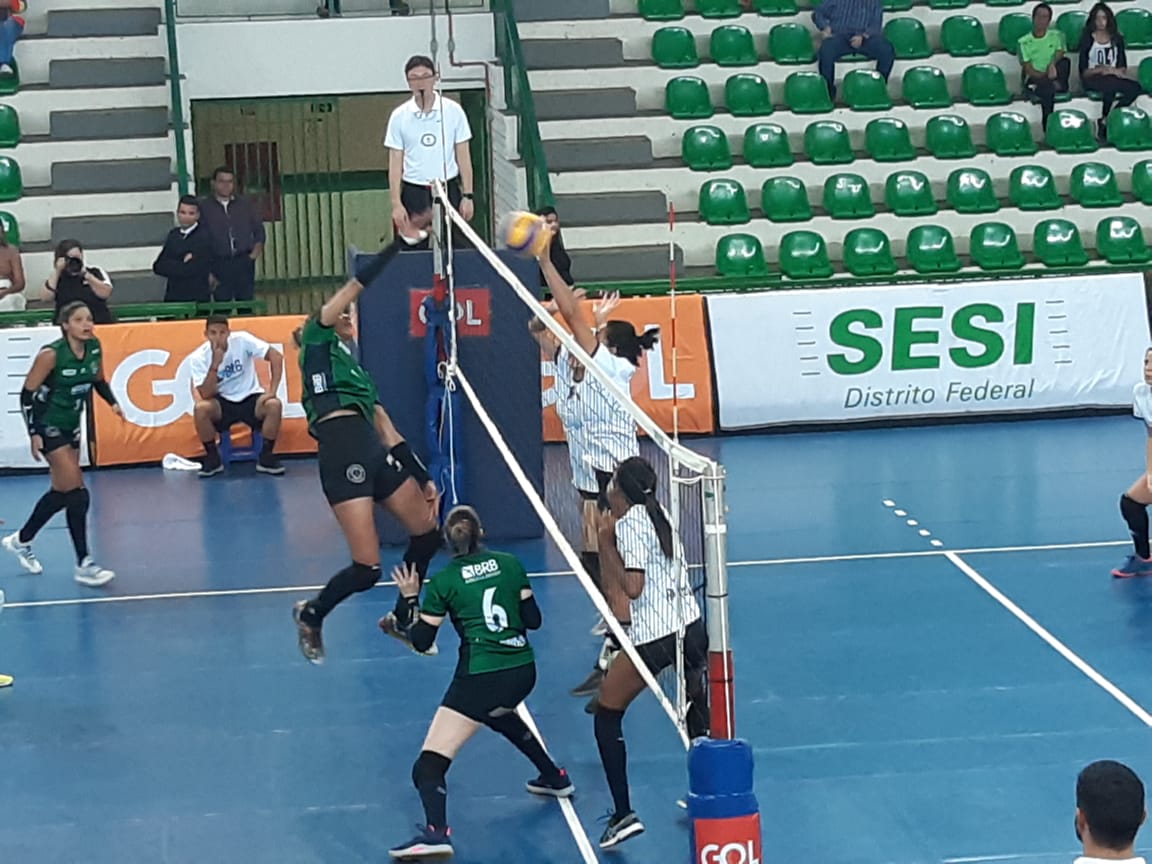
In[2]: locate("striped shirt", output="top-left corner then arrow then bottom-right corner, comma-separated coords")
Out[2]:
1132,383 -> 1152,426
554,344 -> 598,494
615,503 -> 700,645
812,0 -> 883,37
579,347 -> 641,474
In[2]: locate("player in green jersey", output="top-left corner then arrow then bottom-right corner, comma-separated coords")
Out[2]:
291,230 -> 443,665
383,505 -> 573,859
3,301 -> 120,587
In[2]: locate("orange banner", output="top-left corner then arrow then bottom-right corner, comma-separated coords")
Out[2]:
92,316 -> 317,466
541,294 -> 715,442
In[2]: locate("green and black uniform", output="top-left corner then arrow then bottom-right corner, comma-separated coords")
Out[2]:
31,337 -> 103,453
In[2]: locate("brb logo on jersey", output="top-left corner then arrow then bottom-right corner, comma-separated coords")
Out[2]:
408,287 -> 491,338
461,557 -> 500,581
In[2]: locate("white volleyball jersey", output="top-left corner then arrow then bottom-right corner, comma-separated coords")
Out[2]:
615,502 -> 700,645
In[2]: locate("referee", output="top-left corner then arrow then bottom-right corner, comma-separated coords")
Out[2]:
385,55 -> 475,246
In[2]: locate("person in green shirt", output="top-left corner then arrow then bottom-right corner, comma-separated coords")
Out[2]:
383,505 -> 573,860
1018,2 -> 1070,130
3,301 -> 120,588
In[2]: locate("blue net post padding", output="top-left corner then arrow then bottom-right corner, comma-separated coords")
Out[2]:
687,738 -> 762,863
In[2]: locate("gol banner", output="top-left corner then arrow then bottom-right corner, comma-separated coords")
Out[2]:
92,315 -> 317,466
541,293 -> 715,442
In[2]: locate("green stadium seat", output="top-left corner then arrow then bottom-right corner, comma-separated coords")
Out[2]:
1033,218 -> 1088,267
941,15 -> 990,56
0,211 -> 20,246
929,0 -> 969,8
865,117 -> 915,162
947,167 -> 999,214
1141,57 -> 1152,95
0,105 -> 19,148
743,123 -> 793,167
1008,165 -> 1061,211
925,114 -> 976,158
698,0 -> 744,18
1118,8 -> 1152,49
761,176 -> 812,222
844,69 -> 892,111
1097,217 -> 1151,264
768,23 -> 815,64
987,0 -> 1023,7
639,0 -> 684,20
666,77 -> 714,119
998,13 -> 1032,51
844,227 -> 898,276
753,0 -> 798,14
779,230 -> 833,279
970,222 -> 1024,271
885,170 -> 937,216
0,156 -> 22,202
1046,109 -> 1098,153
711,25 -> 758,66
652,27 -> 700,68
785,72 -> 834,113
962,64 -> 1012,106
804,120 -> 854,164
700,178 -> 751,225
907,225 -> 962,273
902,66 -> 952,109
823,173 -> 875,219
725,74 -> 772,116
1070,162 -> 1122,207
0,62 -> 19,98
986,112 -> 1038,156
716,233 -> 770,277
1056,10 -> 1088,48
1132,160 -> 1152,205
1108,106 -> 1152,151
682,125 -> 732,170
884,18 -> 932,59
884,0 -> 914,10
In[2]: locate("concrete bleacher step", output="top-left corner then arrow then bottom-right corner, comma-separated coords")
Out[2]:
52,212 -> 173,249
544,136 -> 652,172
535,88 -> 637,121
520,38 -> 624,70
515,0 -> 610,21
50,57 -> 166,89
51,106 -> 169,139
576,244 -> 683,282
110,270 -> 166,304
554,191 -> 668,227
46,8 -> 161,38
52,157 -> 172,194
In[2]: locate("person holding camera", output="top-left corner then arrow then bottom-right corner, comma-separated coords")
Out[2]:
41,239 -> 113,324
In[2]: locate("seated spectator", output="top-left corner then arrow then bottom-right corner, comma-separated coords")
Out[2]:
41,239 -> 113,324
0,0 -> 25,77
154,195 -> 214,303
538,206 -> 574,289
1075,760 -> 1146,863
1079,2 -> 1144,142
1019,2 -> 1070,132
0,228 -> 24,311
812,0 -> 894,101
189,314 -> 285,478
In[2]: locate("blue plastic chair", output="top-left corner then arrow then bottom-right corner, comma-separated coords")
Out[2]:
219,427 -> 263,465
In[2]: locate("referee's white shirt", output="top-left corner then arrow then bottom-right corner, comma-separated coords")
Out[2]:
615,502 -> 701,645
383,93 -> 472,185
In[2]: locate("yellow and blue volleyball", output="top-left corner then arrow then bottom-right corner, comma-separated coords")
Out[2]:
498,210 -> 550,258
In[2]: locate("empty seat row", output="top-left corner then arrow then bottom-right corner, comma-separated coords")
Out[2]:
715,217 -> 1150,279
640,0 -> 1144,20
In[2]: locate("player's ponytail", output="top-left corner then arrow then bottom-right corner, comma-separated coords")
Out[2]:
292,326 -> 303,348
603,321 -> 660,367
444,505 -> 483,556
615,456 -> 674,559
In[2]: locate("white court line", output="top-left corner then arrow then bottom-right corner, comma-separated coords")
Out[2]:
944,550 -> 1152,727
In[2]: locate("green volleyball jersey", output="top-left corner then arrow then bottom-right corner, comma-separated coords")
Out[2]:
35,337 -> 101,434
298,314 -> 379,432
422,551 -> 536,676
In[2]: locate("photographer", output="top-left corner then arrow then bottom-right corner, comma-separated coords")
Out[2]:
41,239 -> 114,324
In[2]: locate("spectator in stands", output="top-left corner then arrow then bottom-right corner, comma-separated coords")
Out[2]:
41,240 -> 113,324
813,0 -> 894,101
199,166 -> 266,303
1019,2 -> 1070,133
538,206 -> 574,289
1074,760 -> 1147,863
1079,3 -> 1145,143
0,0 -> 26,77
154,195 -> 214,304
0,228 -> 25,311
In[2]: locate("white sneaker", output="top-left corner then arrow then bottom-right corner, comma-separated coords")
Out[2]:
2,532 -> 42,575
591,617 -> 608,637
74,557 -> 114,587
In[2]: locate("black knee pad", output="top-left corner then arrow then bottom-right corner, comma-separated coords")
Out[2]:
404,528 -> 442,576
350,561 -> 381,592
412,750 -> 452,792
1121,494 -> 1146,518
64,487 -> 89,512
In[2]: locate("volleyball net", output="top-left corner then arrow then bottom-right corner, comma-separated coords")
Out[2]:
426,182 -> 735,745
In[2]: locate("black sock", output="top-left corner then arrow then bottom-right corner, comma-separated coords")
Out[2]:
1121,494 -> 1150,559
594,707 -> 630,816
63,487 -> 90,564
19,489 -> 68,545
580,551 -> 602,594
412,750 -> 452,832
301,561 -> 380,625
260,437 -> 276,456
404,528 -> 442,585
486,712 -> 562,779
203,440 -> 219,458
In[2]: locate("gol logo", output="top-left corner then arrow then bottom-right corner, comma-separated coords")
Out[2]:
409,287 -> 491,338
700,842 -> 761,864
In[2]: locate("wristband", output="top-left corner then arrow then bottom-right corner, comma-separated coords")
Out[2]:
393,593 -> 420,629
390,440 -> 432,486
19,388 -> 41,437
461,192 -> 474,201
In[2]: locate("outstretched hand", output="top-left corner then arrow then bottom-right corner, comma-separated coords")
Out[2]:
393,562 -> 421,599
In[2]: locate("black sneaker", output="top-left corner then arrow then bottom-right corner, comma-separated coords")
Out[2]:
526,769 -> 574,798
389,824 -> 452,859
198,450 -> 223,478
599,811 -> 644,849
256,452 -> 285,475
293,601 -> 325,664
570,667 -> 603,697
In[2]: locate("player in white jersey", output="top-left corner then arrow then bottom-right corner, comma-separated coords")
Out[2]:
591,455 -> 709,850
1113,347 -> 1152,578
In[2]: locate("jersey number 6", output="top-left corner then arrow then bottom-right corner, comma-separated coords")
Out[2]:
482,586 -> 509,633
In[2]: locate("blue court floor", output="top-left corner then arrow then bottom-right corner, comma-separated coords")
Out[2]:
3,414 -> 1152,863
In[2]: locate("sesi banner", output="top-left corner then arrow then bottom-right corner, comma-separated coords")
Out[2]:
91,315 -> 317,466
540,293 -> 716,441
707,273 -> 1150,429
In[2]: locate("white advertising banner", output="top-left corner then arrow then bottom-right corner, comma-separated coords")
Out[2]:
708,273 -> 1151,428
1,326 -> 91,470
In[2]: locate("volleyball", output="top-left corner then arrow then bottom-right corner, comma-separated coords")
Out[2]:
498,211 -> 550,258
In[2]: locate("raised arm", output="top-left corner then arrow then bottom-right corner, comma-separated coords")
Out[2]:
539,241 -> 598,357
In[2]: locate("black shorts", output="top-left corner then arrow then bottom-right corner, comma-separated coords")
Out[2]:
400,176 -> 462,218
577,469 -> 613,512
315,414 -> 408,506
213,393 -> 261,433
40,427 -> 80,455
441,661 -> 536,723
635,618 -> 708,677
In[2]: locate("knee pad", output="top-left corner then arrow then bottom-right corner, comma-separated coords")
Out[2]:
412,750 -> 452,792
1121,494 -> 1146,517
404,529 -> 442,575
350,561 -> 381,592
64,487 -> 89,512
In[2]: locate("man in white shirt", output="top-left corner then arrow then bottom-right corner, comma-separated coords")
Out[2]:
384,54 -> 475,247
1074,760 -> 1147,864
189,314 -> 285,477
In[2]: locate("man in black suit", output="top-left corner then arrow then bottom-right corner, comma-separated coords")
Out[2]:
154,195 -> 214,303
